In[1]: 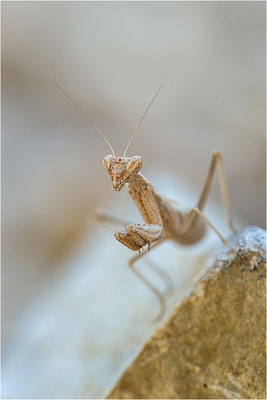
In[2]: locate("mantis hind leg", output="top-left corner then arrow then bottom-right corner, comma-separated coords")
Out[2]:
197,150 -> 236,233
179,207 -> 238,256
178,151 -> 239,253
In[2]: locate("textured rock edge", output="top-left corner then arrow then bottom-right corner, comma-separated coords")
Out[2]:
107,226 -> 266,399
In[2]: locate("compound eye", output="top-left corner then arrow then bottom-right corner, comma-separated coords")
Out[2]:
103,155 -> 113,171
126,156 -> 143,173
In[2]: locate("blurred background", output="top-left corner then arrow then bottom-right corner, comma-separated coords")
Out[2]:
2,2 -> 266,398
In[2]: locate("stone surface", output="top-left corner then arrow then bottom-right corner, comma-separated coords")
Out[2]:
108,226 -> 266,399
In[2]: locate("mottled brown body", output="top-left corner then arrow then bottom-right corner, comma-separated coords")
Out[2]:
54,77 -> 236,320
127,173 -> 206,246
103,148 -> 235,255
102,151 -> 237,320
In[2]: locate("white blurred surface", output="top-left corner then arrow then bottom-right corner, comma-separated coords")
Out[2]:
3,172 -> 238,399
2,2 -> 266,398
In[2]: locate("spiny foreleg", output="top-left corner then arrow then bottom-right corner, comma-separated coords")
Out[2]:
115,174 -> 164,251
114,224 -> 163,251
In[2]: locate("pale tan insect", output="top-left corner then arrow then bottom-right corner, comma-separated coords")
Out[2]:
55,77 -> 237,321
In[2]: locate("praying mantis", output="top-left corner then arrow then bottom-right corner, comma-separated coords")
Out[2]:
55,77 -> 238,321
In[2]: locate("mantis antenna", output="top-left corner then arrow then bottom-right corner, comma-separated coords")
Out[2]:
123,85 -> 163,159
54,75 -> 116,159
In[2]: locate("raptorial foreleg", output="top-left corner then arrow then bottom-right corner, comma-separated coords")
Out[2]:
96,211 -> 173,297
115,223 -> 163,251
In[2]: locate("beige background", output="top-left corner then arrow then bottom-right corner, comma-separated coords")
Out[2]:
2,1 -> 266,398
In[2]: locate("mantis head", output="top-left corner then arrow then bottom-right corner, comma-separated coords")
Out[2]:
103,155 -> 143,191
54,76 -> 162,192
